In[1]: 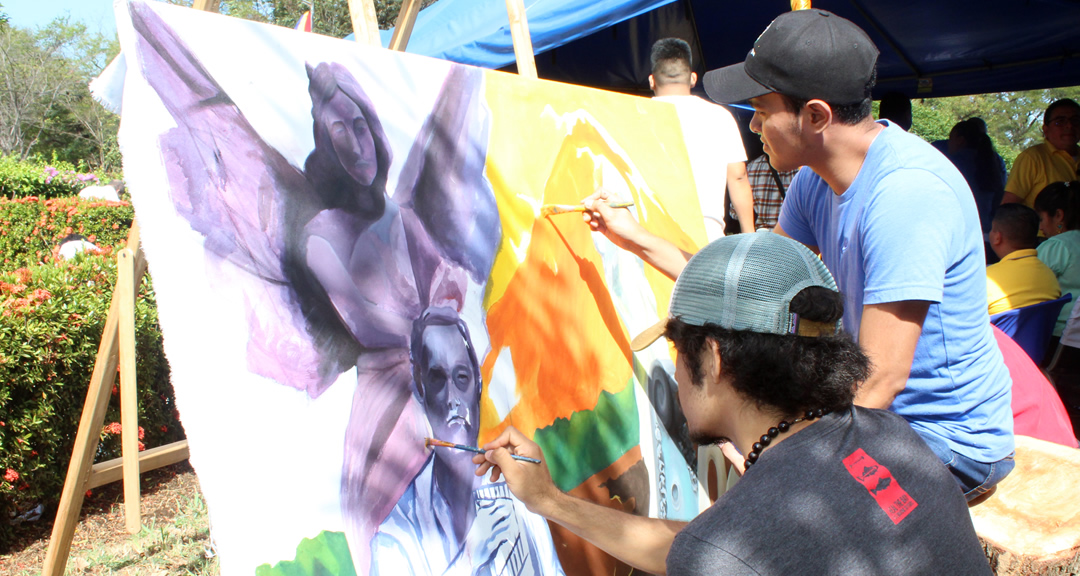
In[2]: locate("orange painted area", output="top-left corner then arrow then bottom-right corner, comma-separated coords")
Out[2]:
478,71 -> 706,443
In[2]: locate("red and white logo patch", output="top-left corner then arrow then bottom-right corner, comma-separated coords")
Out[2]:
843,448 -> 918,525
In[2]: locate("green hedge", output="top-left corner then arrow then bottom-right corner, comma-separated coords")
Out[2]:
0,155 -> 107,200
0,199 -> 179,550
0,196 -> 134,269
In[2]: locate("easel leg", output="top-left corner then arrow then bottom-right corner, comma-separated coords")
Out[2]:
348,0 -> 381,47
388,0 -> 422,52
505,0 -> 538,79
42,224 -> 147,576
118,248 -> 141,533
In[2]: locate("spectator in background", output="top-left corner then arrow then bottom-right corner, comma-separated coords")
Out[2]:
985,203 -> 1060,315
1035,181 -> 1080,349
1003,99 -> 1080,208
877,91 -> 912,131
648,38 -> 754,240
743,153 -> 798,230
992,325 -> 1076,447
948,119 -> 1007,234
78,180 -> 125,202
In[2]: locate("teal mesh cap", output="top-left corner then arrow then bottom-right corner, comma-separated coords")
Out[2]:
631,231 -> 840,350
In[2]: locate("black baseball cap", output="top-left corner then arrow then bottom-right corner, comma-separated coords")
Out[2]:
703,9 -> 878,105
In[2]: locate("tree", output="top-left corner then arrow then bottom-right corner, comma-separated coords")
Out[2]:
214,0 -> 440,36
0,22 -> 80,160
34,21 -> 122,171
912,86 -> 1080,170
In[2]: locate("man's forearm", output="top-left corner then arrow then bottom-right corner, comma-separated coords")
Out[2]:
855,301 -> 930,409
1000,191 -> 1024,205
538,490 -> 685,574
854,370 -> 910,409
631,230 -> 691,281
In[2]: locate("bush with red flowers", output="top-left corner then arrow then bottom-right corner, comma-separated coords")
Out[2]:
0,201 -> 179,550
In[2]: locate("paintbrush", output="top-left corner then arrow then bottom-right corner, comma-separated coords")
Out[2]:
425,437 -> 542,464
539,201 -> 634,217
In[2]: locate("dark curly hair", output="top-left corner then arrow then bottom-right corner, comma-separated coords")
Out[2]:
664,286 -> 869,416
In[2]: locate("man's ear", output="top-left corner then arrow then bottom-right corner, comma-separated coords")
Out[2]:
690,71 -> 698,88
704,338 -> 723,385
804,100 -> 833,134
648,74 -> 656,91
988,228 -> 1002,246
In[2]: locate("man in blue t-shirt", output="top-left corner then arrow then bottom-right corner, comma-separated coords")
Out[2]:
584,9 -> 1014,500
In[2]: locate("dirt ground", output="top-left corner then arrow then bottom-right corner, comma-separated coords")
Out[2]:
0,461 -> 218,575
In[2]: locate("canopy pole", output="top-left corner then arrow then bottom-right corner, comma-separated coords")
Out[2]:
791,0 -> 812,9
505,0 -> 538,79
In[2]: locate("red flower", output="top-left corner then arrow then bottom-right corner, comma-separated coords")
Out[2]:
4,469 -> 18,483
86,490 -> 93,498
104,422 -> 122,435
160,425 -> 168,433
137,426 -> 145,440
137,442 -> 145,452
30,289 -> 52,302
14,269 -> 30,284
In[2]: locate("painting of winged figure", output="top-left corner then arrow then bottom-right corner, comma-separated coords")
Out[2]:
105,1 -> 713,575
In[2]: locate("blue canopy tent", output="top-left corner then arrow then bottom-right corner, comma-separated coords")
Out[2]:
380,0 -> 1080,99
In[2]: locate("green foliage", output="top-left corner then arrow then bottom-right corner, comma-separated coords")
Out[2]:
218,0 -> 441,35
908,104 -> 953,148
0,253 -> 180,550
0,155 -> 112,200
0,196 -> 133,269
911,85 -> 1080,172
256,531 -> 356,576
0,19 -> 121,171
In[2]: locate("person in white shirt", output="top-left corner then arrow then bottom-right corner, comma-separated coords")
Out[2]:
649,38 -> 754,240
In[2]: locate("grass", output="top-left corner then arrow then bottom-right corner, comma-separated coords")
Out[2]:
0,462 -> 220,575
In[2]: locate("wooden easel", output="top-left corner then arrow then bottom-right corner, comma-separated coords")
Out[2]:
41,222 -> 190,576
40,1 -> 537,575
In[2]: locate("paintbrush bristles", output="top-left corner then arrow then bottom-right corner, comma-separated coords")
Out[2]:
424,437 -> 454,449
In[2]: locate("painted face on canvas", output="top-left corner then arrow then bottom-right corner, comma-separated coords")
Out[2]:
419,323 -> 480,447
749,92 -> 804,173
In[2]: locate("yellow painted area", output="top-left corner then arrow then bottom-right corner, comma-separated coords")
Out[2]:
478,70 -> 705,442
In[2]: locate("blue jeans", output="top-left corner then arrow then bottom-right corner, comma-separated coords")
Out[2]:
917,430 -> 1015,502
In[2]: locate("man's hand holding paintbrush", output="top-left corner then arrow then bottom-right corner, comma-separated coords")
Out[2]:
473,425 -> 684,572
471,426 -> 561,516
582,188 -> 692,281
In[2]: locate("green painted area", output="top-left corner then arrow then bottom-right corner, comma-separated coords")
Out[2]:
532,379 -> 640,493
255,530 -> 356,576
